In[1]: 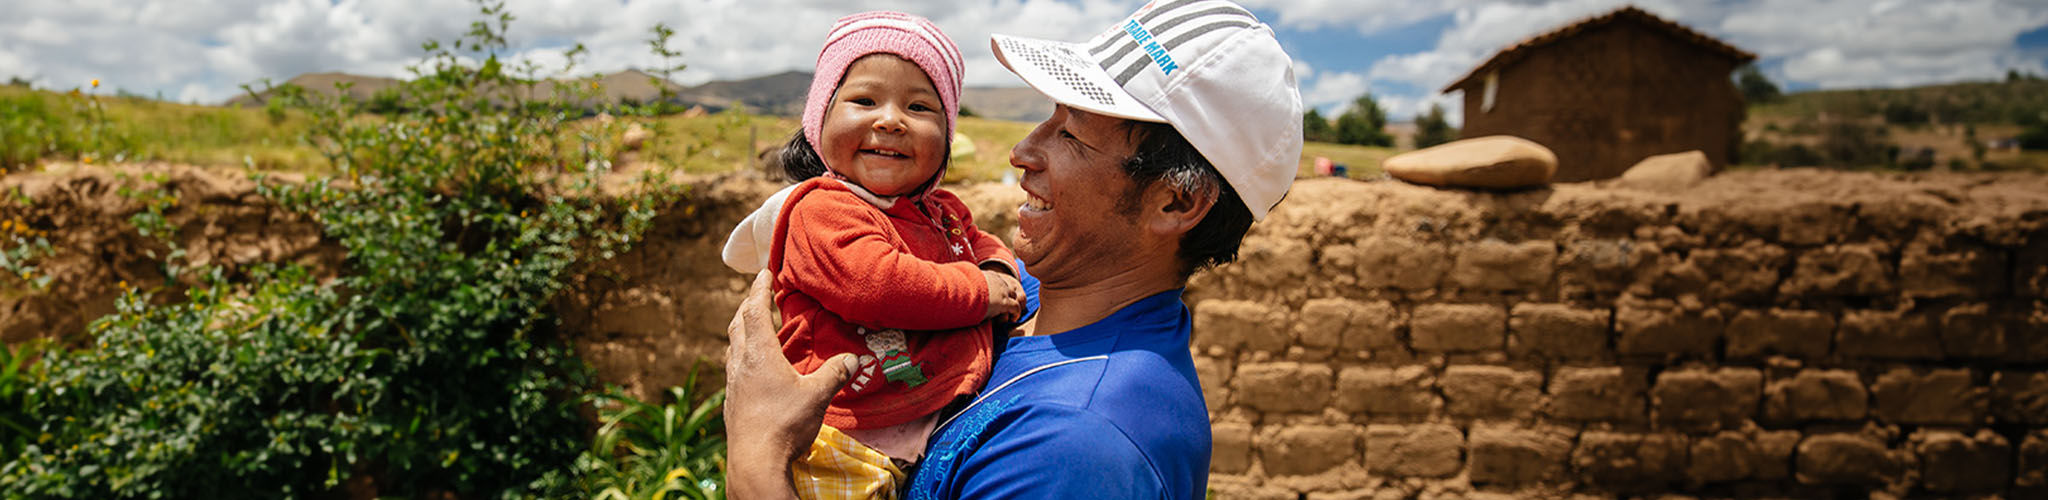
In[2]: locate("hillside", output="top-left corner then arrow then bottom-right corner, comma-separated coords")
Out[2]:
228,70 -> 1060,122
1741,78 -> 2048,171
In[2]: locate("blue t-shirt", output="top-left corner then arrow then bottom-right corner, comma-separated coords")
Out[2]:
904,279 -> 1211,500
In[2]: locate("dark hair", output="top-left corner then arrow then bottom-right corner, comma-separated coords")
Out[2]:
1115,121 -> 1255,279
776,131 -> 829,182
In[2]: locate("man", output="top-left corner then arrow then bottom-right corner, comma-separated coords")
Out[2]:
725,1 -> 1301,497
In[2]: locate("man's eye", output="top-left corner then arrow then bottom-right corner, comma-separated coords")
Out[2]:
1059,129 -> 1078,140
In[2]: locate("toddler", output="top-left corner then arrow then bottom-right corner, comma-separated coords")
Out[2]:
720,11 -> 1023,500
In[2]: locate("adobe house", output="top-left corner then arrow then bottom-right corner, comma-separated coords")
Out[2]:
1442,6 -> 1755,182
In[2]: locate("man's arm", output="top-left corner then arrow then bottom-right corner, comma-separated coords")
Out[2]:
724,271 -> 858,499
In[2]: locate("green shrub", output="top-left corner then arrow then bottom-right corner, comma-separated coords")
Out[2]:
576,371 -> 726,500
0,1 -> 710,497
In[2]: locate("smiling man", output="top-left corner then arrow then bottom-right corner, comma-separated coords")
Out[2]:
724,1 -> 1302,498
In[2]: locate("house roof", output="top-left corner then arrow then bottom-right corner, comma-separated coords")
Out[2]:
1440,6 -> 1757,93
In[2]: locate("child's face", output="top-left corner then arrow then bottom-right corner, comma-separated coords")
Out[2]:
819,54 -> 947,197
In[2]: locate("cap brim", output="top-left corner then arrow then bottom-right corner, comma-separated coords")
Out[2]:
990,33 -> 1165,123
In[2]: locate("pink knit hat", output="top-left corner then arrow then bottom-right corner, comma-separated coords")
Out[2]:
801,11 -> 965,155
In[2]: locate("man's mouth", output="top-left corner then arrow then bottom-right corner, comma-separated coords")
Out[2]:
1021,192 -> 1052,213
861,147 -> 908,158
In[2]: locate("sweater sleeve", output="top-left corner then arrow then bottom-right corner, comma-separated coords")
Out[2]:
781,190 -> 990,331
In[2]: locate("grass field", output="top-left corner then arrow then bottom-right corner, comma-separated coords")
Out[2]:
1,84 -> 321,171
3,84 -> 1396,183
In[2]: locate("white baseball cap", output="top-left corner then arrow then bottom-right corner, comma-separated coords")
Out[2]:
991,0 -> 1303,220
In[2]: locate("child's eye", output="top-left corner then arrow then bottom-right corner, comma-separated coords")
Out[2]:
850,97 -> 876,106
909,103 -> 934,112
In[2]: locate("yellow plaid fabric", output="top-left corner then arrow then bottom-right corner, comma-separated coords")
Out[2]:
792,424 -> 903,500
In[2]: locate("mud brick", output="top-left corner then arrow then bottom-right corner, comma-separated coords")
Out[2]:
1912,429 -> 2011,494
1211,421 -> 1254,473
1356,236 -> 1449,291
1652,367 -> 1761,431
1940,303 -> 2007,359
2022,302 -> 2048,362
1871,368 -> 1985,426
1411,303 -> 1507,352
1558,238 -> 1653,297
1779,244 -> 1893,297
2020,430 -> 2048,492
1900,242 -> 2004,298
1447,239 -> 1556,291
1467,424 -> 1573,485
2022,237 -> 2048,298
1685,243 -> 1789,301
1233,362 -> 1333,413
1547,366 -> 1646,422
1258,425 -> 1358,476
1724,309 -> 1833,360
1364,423 -> 1463,477
1992,370 -> 2048,424
1442,365 -> 1542,420
1795,433 -> 1903,486
1335,365 -> 1439,416
1753,430 -> 1803,480
1195,300 -> 1290,354
1237,235 -> 1313,287
1689,430 -> 1799,483
1193,355 -> 1232,413
1299,298 -> 1401,351
1836,308 -> 1941,360
1763,369 -> 1867,422
1508,303 -> 1610,360
1616,300 -> 1723,356
1574,431 -> 1688,489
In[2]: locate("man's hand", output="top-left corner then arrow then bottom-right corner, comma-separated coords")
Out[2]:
983,269 -> 1024,323
725,271 -> 859,499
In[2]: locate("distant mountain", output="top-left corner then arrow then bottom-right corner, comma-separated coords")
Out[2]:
676,70 -> 813,116
961,86 -> 1052,123
228,70 -> 1054,123
222,72 -> 403,108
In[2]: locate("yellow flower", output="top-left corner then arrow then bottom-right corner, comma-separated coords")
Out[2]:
90,79 -> 99,89
82,155 -> 94,165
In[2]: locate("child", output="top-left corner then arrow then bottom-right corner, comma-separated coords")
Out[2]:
720,11 -> 1024,500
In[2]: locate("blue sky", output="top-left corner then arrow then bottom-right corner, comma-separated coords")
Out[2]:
4,0 -> 2045,123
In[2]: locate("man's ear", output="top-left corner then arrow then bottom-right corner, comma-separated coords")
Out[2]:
1142,180 -> 1218,237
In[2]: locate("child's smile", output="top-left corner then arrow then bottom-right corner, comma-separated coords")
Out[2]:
819,54 -> 948,197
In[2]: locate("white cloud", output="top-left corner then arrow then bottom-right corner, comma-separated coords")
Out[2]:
3,0 -> 2044,110
0,0 -> 1142,104
1720,0 -> 2048,88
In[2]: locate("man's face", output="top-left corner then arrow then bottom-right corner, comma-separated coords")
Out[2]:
1010,105 -> 1149,286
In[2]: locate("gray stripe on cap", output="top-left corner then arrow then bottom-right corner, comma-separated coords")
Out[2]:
1092,0 -> 1200,56
1153,6 -> 1256,34
1163,19 -> 1253,49
1138,0 -> 1208,23
1113,53 -> 1153,86
1088,32 -> 1122,55
1097,38 -> 1144,72
1096,1 -> 1259,74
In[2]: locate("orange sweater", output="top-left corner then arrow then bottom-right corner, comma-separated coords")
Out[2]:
767,177 -> 1015,430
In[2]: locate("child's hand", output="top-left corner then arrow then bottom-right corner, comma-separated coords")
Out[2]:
983,269 -> 1024,322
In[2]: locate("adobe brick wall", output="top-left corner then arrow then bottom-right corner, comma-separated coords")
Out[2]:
6,165 -> 2048,498
1179,171 -> 2048,498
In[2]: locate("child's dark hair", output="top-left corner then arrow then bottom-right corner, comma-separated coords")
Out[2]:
777,131 -> 829,182
774,130 -> 952,184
